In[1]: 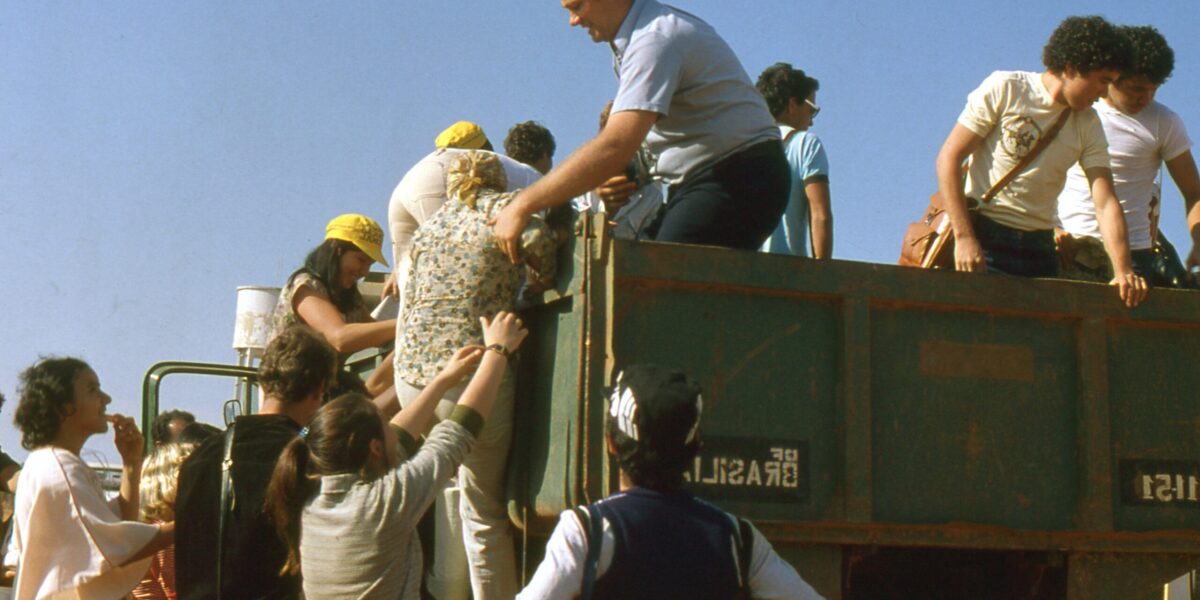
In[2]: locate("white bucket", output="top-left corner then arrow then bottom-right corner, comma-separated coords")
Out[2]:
233,286 -> 281,357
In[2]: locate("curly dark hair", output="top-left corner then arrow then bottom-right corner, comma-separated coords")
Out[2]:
503,121 -> 556,169
1042,16 -> 1132,75
152,409 -> 195,445
259,325 -> 337,405
14,357 -> 91,450
756,62 -> 820,119
1119,25 -> 1174,85
176,421 -> 222,445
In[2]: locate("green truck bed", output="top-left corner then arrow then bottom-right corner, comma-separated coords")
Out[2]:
509,215 -> 1200,599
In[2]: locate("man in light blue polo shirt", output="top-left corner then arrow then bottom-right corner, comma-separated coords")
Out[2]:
492,0 -> 789,258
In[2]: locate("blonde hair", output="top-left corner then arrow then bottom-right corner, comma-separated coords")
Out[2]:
446,151 -> 507,209
139,442 -> 197,522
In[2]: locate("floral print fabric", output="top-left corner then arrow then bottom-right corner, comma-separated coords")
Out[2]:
397,191 -> 555,386
270,271 -> 370,345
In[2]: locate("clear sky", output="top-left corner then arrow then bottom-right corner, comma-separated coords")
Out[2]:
2,1 -> 1198,464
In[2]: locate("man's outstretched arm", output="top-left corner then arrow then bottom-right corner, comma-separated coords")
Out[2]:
492,110 -> 658,263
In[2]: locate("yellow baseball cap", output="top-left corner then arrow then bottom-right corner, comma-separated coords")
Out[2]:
325,214 -> 388,267
435,121 -> 490,150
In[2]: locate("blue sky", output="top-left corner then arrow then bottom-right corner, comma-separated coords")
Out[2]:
2,1 -> 1198,463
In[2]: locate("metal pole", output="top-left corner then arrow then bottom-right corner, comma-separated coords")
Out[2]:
242,353 -> 255,415
234,349 -> 256,416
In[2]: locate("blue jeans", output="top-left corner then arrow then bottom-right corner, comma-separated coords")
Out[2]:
1131,248 -> 1159,282
973,213 -> 1058,277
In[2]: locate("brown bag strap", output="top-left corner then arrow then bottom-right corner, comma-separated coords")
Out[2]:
980,108 -> 1071,204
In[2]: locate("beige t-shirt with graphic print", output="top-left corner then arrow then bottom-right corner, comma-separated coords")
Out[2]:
958,70 -> 1111,232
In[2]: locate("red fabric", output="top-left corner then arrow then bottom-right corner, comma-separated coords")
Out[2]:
132,545 -> 176,600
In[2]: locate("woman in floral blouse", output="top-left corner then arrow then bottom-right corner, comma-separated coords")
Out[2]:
272,213 -> 397,396
397,151 -> 556,600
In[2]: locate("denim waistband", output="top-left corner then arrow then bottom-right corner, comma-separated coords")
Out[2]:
971,212 -> 1053,246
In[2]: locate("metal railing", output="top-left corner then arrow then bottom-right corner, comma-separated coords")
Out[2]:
140,361 -> 258,451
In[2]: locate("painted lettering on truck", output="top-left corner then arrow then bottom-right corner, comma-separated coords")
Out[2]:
684,436 -> 809,504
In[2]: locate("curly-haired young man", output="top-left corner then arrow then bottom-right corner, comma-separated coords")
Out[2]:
175,325 -> 337,600
504,121 -> 557,175
757,63 -> 833,259
935,15 -> 1147,307
1057,25 -> 1200,286
518,365 -> 823,600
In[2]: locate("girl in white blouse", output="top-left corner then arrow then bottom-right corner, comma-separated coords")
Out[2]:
8,357 -> 174,599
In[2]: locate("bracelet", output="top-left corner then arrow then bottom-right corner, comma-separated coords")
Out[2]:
485,343 -> 510,359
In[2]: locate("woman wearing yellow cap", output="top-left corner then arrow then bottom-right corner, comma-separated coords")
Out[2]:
271,214 -> 396,395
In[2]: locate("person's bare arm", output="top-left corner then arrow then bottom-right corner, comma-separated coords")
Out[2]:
388,346 -> 483,439
936,124 -> 986,272
122,522 -> 175,565
1086,167 -> 1147,307
294,288 -> 396,354
109,415 -> 144,521
381,272 -> 399,299
373,385 -> 401,420
1164,149 -> 1200,270
594,175 -> 640,212
455,313 -> 529,420
805,179 -> 832,259
364,350 -> 396,397
492,110 -> 658,263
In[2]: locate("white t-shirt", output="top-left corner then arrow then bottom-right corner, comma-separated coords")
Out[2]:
516,509 -> 824,600
1057,99 -> 1192,250
957,71 -> 1111,231
8,447 -> 157,600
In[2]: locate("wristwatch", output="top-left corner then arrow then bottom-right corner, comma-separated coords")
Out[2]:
485,343 -> 511,359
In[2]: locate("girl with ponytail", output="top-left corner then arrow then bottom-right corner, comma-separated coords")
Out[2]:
267,311 -> 528,599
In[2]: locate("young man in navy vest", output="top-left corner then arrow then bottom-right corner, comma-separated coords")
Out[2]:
517,365 -> 823,600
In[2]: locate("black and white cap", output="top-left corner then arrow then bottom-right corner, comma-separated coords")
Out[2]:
608,364 -> 703,449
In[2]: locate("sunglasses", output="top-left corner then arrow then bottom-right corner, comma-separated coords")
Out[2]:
805,99 -> 821,117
